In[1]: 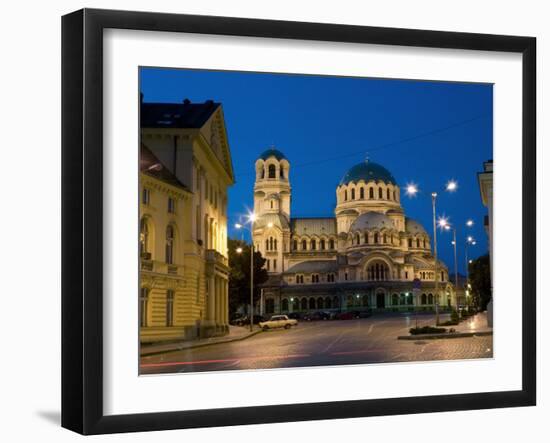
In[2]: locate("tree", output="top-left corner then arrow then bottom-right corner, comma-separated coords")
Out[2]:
468,254 -> 492,311
227,238 -> 268,315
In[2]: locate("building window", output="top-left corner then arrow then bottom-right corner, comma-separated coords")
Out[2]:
405,271 -> 409,279
428,293 -> 434,304
369,187 -> 374,199
140,218 -> 150,255
393,190 -> 397,200
266,259 -> 270,271
265,239 -> 269,251
387,189 -> 391,200
293,239 -> 298,250
302,239 -> 307,250
329,239 -> 335,249
320,239 -> 326,250
301,298 -> 308,310
441,271 -> 445,281
416,238 -> 420,248
366,261 -> 389,281
374,233 -> 379,243
281,298 -> 289,311
383,234 -> 387,243
423,239 -> 427,248
265,298 -> 275,314
408,238 -> 413,248
311,239 -> 316,250
364,233 -> 369,244
168,197 -> 175,213
360,187 -> 365,199
140,288 -> 149,327
345,272 -> 348,281
165,225 -> 175,264
296,275 -> 304,284
142,188 -> 150,205
421,293 -> 427,304
351,188 -> 355,199
273,259 -> 277,271
356,233 -> 360,245
312,274 -> 320,283
344,190 -> 348,201
268,164 -> 276,178
378,187 -> 383,199
392,293 -> 399,306
166,290 -> 175,326
327,273 -> 335,282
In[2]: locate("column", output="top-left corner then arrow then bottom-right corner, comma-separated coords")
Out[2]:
207,275 -> 215,323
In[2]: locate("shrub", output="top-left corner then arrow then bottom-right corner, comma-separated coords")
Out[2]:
409,326 -> 447,335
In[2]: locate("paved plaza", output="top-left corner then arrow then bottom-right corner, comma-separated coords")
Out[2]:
140,312 -> 493,374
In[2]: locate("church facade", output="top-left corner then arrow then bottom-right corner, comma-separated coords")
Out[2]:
252,149 -> 454,315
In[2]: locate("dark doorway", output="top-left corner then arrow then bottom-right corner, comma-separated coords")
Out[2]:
376,292 -> 385,309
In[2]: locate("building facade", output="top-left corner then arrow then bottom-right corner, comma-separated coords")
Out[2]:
139,98 -> 234,343
478,159 -> 493,326
252,149 -> 453,315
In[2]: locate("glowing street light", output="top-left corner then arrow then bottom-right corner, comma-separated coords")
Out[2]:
405,183 -> 418,197
234,223 -> 243,229
437,216 -> 450,230
466,219 -> 474,227
446,180 -> 458,192
236,247 -> 243,254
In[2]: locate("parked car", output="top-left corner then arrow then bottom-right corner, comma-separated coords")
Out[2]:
335,311 -> 355,320
302,311 -> 322,321
287,312 -> 303,320
259,315 -> 298,330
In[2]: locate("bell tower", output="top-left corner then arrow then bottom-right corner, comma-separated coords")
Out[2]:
252,148 -> 291,274
253,148 -> 291,220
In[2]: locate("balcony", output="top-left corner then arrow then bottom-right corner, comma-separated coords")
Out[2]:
205,249 -> 228,267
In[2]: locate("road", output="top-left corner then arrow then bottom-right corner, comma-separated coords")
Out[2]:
140,313 -> 493,375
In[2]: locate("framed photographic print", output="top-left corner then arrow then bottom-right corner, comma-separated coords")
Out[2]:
62,8 -> 536,435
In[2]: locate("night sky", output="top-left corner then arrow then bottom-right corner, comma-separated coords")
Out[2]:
140,67 -> 493,274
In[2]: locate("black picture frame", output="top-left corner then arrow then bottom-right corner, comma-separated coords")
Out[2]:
62,8 -> 536,435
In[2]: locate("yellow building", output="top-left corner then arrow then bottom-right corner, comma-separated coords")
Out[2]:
139,98 -> 234,343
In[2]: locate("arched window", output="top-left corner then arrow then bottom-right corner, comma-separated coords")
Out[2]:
281,298 -> 289,311
362,294 -> 369,307
301,298 -> 308,310
421,293 -> 427,305
165,225 -> 175,264
393,190 -> 397,201
261,168 -> 265,179
309,298 -> 316,309
369,187 -> 374,199
270,200 -> 273,209
265,239 -> 269,251
302,239 -> 307,250
317,297 -> 324,309
166,289 -> 175,326
360,187 -> 365,199
344,190 -> 348,201
311,274 -> 319,283
293,239 -> 298,250
408,238 -> 413,248
392,293 -> 399,306
292,298 -> 299,310
280,167 -> 285,179
416,238 -> 420,248
333,296 -> 340,308
387,189 -> 391,200
364,233 -> 369,244
274,238 -> 277,251
268,164 -> 276,178
265,298 -> 275,314
140,288 -> 149,327
366,261 -> 390,281
428,293 -> 434,304
383,233 -> 387,243
374,233 -> 379,243
351,188 -> 355,199
296,275 -> 304,284
320,239 -> 326,250
400,293 -> 406,305
423,239 -> 427,248
378,187 -> 383,199
356,233 -> 361,244
140,218 -> 150,255
325,297 -> 332,309
311,239 -> 316,250
329,239 -> 335,249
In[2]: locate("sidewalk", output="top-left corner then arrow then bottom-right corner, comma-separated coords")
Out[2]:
140,325 -> 262,356
398,312 -> 493,340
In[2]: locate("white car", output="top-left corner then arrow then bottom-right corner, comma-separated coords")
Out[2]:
259,315 -> 298,330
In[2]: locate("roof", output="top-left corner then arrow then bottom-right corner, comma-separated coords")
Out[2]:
405,217 -> 428,235
259,148 -> 286,161
140,143 -> 189,191
291,217 -> 336,236
284,260 -> 338,274
339,160 -> 397,186
140,100 -> 220,128
350,211 -> 394,231
254,213 -> 290,230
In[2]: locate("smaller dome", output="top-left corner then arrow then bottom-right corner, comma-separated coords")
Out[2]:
339,160 -> 397,186
259,148 -> 286,161
350,211 -> 393,231
405,218 -> 428,235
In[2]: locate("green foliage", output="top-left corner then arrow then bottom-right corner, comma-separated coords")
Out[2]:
228,238 -> 268,315
450,309 -> 460,323
409,326 -> 447,335
468,254 -> 492,310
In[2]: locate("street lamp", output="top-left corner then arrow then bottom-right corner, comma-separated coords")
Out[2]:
235,212 -> 258,332
465,236 -> 476,307
431,192 -> 440,325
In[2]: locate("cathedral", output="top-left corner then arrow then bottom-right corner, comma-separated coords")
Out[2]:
252,148 -> 453,315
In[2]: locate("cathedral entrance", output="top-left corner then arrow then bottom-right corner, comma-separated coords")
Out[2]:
376,292 -> 386,309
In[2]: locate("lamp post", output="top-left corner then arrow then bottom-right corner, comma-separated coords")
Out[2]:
431,192 -> 440,325
235,215 -> 271,332
443,224 -> 459,312
465,236 -> 476,307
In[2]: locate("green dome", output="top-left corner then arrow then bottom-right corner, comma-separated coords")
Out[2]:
259,148 -> 286,161
339,160 -> 397,186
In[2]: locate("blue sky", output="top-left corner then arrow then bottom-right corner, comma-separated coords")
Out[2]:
140,67 -> 493,274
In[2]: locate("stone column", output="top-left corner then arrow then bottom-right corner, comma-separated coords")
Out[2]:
207,275 -> 215,323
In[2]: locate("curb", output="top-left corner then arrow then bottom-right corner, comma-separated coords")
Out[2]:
141,329 -> 263,357
397,331 -> 493,340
